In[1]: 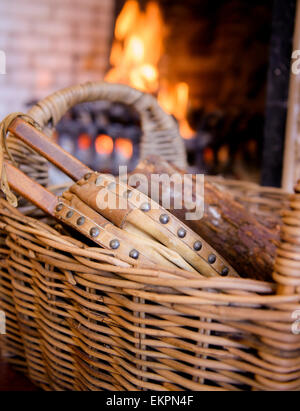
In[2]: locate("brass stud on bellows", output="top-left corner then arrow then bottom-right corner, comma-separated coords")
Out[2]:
140,202 -> 151,212
159,214 -> 169,224
177,228 -> 186,238
208,254 -> 216,264
84,172 -> 92,180
110,239 -> 120,249
56,203 -> 64,212
193,241 -> 202,251
77,216 -> 85,226
221,267 -> 229,276
129,249 -> 139,259
90,227 -> 100,238
66,210 -> 74,219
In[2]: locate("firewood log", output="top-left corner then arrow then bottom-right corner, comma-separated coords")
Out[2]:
128,155 -> 281,281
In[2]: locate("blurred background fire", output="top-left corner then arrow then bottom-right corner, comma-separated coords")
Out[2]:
0,0 -> 296,185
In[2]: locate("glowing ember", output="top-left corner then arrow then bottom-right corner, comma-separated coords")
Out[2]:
115,138 -> 133,159
78,133 -> 92,150
105,0 -> 195,140
203,147 -> 214,166
217,145 -> 230,165
95,134 -> 114,155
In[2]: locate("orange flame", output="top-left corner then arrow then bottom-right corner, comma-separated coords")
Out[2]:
105,0 -> 195,140
158,82 -> 195,139
106,1 -> 162,93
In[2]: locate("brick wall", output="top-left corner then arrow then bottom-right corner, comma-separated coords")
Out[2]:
0,0 -> 115,119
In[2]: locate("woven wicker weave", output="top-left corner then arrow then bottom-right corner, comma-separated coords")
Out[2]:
0,82 -> 299,391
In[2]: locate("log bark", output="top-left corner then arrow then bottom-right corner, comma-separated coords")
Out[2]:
129,156 -> 281,281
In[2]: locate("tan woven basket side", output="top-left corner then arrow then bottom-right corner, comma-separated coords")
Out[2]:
6,82 -> 187,187
0,82 -> 299,390
0,196 -> 299,391
0,241 -> 27,373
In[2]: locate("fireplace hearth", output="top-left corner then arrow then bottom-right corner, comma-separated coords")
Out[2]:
55,101 -> 140,175
52,0 -> 278,183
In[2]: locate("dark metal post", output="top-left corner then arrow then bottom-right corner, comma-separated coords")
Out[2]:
262,0 -> 297,187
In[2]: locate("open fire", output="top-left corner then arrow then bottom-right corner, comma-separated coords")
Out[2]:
50,0 -> 272,184
105,0 -> 195,140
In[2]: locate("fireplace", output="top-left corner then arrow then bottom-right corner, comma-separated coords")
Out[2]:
0,0 -> 296,185
53,0 -> 288,183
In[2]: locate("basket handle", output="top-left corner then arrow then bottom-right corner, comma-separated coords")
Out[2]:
26,82 -> 187,169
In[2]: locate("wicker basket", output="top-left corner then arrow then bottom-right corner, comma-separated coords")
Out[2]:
0,82 -> 299,391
